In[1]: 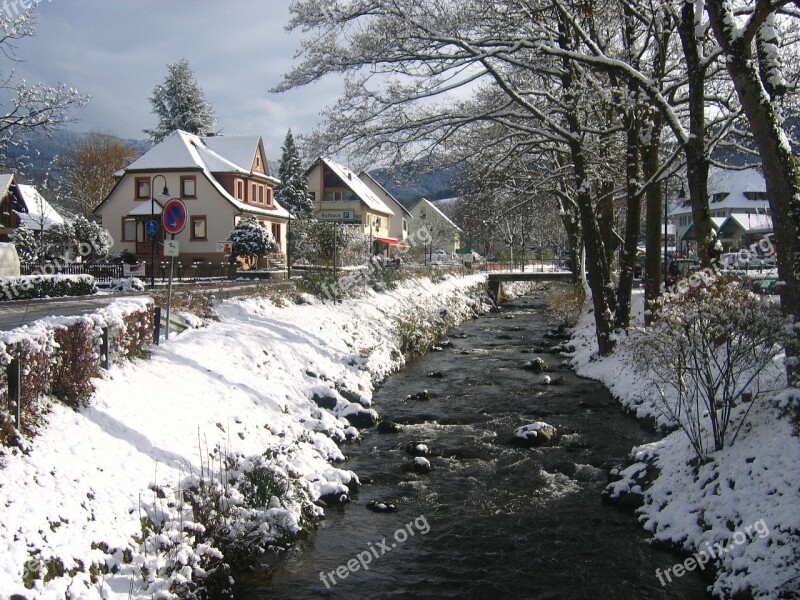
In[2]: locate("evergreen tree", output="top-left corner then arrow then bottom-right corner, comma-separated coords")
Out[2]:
275,130 -> 313,216
144,58 -> 217,144
229,217 -> 278,266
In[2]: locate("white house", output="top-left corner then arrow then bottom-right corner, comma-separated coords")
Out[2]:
358,171 -> 413,252
93,130 -> 289,267
669,167 -> 771,253
408,198 -> 462,256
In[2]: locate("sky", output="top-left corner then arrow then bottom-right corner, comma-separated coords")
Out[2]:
8,0 -> 340,158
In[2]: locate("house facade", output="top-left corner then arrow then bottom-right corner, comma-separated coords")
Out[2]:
305,157 -> 394,247
358,171 -> 413,252
93,130 -> 289,266
408,198 -> 462,257
0,173 -> 65,241
669,167 -> 771,254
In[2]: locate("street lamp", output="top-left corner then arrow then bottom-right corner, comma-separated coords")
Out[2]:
150,175 -> 170,289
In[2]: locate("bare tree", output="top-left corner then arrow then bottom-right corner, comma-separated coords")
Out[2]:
47,132 -> 139,218
0,7 -> 88,167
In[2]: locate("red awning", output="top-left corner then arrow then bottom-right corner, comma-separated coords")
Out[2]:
375,237 -> 409,247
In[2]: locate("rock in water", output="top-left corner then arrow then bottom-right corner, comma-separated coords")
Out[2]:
511,422 -> 559,447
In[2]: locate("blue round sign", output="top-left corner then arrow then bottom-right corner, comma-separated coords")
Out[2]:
145,219 -> 159,235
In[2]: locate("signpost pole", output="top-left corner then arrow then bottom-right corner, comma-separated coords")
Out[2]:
161,199 -> 187,341
166,249 -> 175,340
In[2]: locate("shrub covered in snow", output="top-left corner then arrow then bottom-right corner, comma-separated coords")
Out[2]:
0,274 -> 97,301
629,273 -> 789,460
0,300 -> 154,445
229,217 -> 278,266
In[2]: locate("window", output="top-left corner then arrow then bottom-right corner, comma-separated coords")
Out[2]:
122,218 -> 136,241
191,216 -> 207,240
403,219 -> 408,232
181,176 -> 196,198
271,223 -> 281,244
323,190 -> 357,202
235,179 -> 244,200
135,177 -> 151,199
258,185 -> 264,204
744,191 -> 768,201
710,192 -> 729,203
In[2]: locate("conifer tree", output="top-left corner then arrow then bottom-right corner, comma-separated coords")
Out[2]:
144,58 -> 217,143
275,130 -> 313,216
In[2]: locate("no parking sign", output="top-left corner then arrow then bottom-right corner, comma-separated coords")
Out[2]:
162,199 -> 188,235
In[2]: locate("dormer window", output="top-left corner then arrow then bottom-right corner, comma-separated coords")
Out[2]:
744,191 -> 768,201
710,192 -> 729,203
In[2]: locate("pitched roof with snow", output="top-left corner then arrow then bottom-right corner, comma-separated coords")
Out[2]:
0,173 -> 14,195
314,158 -> 394,216
119,130 -> 280,185
15,184 -> 65,230
719,213 -> 773,235
359,171 -> 413,217
670,167 -> 771,216
113,130 -> 289,220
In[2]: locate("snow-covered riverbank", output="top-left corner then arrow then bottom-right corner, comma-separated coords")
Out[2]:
0,273 -> 490,599
569,288 -> 800,599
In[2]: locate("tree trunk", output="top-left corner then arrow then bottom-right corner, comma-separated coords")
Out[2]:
706,0 -> 800,386
615,102 -> 644,330
678,0 -> 713,264
641,119 -> 665,326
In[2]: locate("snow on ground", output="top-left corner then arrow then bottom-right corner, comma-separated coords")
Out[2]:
0,273 -> 488,599
568,288 -> 800,598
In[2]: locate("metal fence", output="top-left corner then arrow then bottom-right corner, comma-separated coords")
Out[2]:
21,263 -> 124,283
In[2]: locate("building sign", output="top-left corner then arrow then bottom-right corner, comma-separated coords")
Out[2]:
317,210 -> 358,222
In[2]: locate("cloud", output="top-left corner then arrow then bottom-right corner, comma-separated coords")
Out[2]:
10,0 -> 337,157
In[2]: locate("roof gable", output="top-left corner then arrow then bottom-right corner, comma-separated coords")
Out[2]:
316,157 -> 394,216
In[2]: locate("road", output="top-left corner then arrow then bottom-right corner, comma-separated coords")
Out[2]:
0,280 -> 288,331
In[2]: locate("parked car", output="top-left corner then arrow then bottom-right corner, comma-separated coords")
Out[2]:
750,277 -> 779,295
665,258 -> 700,288
719,250 -> 763,270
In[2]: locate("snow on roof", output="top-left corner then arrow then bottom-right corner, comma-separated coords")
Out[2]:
720,212 -> 773,234
670,167 -> 771,216
412,198 -> 462,232
15,184 -> 64,230
0,173 -> 14,195
319,158 -> 394,216
118,131 -> 288,220
358,172 -> 413,217
119,130 -> 280,185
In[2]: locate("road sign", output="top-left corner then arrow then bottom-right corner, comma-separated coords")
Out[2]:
145,219 -> 159,235
162,199 -> 188,234
216,241 -> 232,253
164,240 -> 180,257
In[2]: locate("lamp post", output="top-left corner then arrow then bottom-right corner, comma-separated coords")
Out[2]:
149,175 -> 170,289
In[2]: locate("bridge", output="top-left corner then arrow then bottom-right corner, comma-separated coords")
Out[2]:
486,270 -> 574,301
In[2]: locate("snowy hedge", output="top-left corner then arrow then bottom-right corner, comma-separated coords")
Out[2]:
0,274 -> 97,301
0,298 -> 153,446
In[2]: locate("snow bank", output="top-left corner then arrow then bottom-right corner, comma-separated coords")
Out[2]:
0,273 -> 488,599
569,288 -> 800,598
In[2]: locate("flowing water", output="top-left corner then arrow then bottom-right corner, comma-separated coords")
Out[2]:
239,287 -> 708,599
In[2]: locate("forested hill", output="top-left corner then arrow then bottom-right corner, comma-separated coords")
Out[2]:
4,130 -> 150,186
367,163 -> 460,208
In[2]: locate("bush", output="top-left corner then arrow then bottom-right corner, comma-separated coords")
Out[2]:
51,322 -> 98,407
0,274 -> 97,301
545,283 -> 586,329
629,273 -> 788,460
0,304 -> 154,445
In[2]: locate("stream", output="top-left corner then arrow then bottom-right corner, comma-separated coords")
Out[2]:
239,285 -> 708,599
